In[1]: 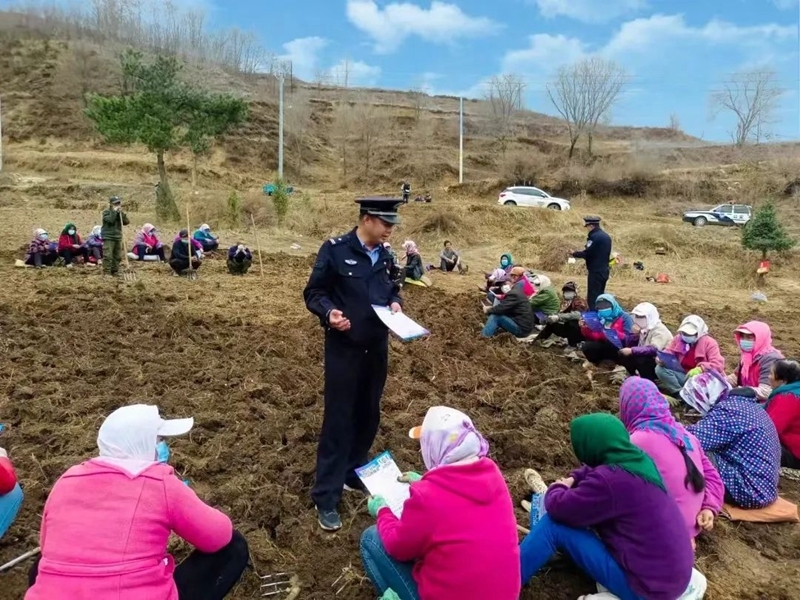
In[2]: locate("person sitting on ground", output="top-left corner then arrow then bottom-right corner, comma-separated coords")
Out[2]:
361,406 -> 520,600
528,274 -> 560,324
25,228 -> 58,268
619,377 -> 724,544
579,294 -> 636,367
685,371 -> 781,509
536,281 -> 588,351
483,253 -> 514,292
727,321 -> 784,401
519,413 -> 696,600
656,315 -> 725,398
84,225 -> 104,265
132,223 -> 166,262
765,359 -> 800,469
170,229 -> 203,276
402,240 -> 431,286
193,224 -> 220,253
439,240 -> 467,274
616,302 -> 673,381
25,404 -> 249,600
0,444 -> 23,540
482,267 -> 535,339
57,223 -> 89,267
227,242 -> 253,275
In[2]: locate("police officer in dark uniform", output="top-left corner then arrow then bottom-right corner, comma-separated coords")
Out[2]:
571,216 -> 612,310
303,197 -> 404,531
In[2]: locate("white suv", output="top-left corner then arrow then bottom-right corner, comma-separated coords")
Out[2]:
498,186 -> 571,210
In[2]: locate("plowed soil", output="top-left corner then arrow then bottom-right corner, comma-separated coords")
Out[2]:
0,255 -> 798,599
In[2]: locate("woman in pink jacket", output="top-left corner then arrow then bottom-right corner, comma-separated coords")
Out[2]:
26,404 -> 249,600
655,315 -> 725,397
619,377 -> 724,545
361,406 -> 520,600
728,321 -> 784,401
132,223 -> 166,261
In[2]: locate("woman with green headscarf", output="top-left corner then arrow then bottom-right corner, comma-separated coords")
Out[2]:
519,413 -> 697,600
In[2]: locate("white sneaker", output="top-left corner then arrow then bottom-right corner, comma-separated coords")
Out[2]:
540,339 -> 557,349
524,468 -> 548,494
678,569 -> 707,599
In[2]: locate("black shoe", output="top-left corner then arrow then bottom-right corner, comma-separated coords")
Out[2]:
316,506 -> 342,531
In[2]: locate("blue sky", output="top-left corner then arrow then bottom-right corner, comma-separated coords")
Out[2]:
202,0 -> 799,142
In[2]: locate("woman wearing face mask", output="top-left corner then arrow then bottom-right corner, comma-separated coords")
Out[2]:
536,281 -> 589,351
528,274 -> 560,323
483,253 -> 514,293
727,321 -> 784,401
764,359 -> 800,469
402,240 -> 431,286
685,372 -> 781,509
26,404 -> 249,600
579,294 -> 636,367
482,267 -> 535,338
361,406 -> 520,600
656,316 -> 725,397
25,228 -> 59,268
616,303 -> 673,382
57,223 -> 89,267
84,225 -> 104,265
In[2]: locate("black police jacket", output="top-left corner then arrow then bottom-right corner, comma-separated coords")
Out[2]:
304,229 -> 403,346
573,227 -> 612,273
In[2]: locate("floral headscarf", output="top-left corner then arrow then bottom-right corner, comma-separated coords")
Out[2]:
620,377 -> 693,450
680,369 -> 732,415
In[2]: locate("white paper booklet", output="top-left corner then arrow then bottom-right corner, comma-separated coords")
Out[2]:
355,451 -> 411,518
371,305 -> 430,341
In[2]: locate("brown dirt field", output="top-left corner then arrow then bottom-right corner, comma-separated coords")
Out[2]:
0,253 -> 798,600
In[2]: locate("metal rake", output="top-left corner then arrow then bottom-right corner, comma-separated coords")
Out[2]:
260,572 -> 299,598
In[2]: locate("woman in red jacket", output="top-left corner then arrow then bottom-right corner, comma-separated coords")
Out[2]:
57,222 -> 89,267
766,359 -> 800,469
0,444 -> 24,539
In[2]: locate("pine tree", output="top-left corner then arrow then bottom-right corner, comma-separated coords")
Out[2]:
742,202 -> 795,260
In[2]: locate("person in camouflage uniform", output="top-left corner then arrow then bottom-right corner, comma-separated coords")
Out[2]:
101,196 -> 129,276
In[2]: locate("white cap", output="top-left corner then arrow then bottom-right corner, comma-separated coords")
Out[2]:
409,406 -> 469,439
100,404 -> 194,439
678,322 -> 698,335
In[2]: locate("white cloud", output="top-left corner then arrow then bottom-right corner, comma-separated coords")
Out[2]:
345,0 -> 502,54
532,0 -> 647,23
501,14 -> 797,75
279,37 -> 328,80
327,59 -> 382,87
772,0 -> 798,8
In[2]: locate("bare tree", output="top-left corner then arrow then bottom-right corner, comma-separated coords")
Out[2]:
285,90 -> 314,180
668,113 -> 681,133
547,57 -> 626,158
352,94 -> 386,180
409,87 -> 427,123
67,41 -> 102,106
710,68 -> 785,146
484,74 -> 525,154
411,113 -> 437,188
330,96 -> 354,181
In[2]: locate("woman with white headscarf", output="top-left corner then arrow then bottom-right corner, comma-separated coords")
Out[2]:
360,406 -> 520,600
26,404 -> 249,600
84,225 -> 105,265
616,302 -> 673,382
656,315 -> 725,397
193,224 -> 220,252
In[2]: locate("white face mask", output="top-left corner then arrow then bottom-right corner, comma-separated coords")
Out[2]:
501,284 -> 512,294
563,292 -> 575,300
68,230 -> 76,236
634,316 -> 649,329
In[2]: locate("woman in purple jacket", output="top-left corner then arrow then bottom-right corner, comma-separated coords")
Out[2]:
519,413 -> 695,600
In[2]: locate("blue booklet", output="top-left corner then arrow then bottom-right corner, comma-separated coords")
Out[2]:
657,351 -> 685,373
581,311 -> 603,332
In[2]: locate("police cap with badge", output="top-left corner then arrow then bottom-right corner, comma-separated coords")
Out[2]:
356,197 -> 403,225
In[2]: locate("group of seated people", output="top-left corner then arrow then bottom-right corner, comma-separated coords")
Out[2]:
382,240 -> 469,289
24,223 -> 252,277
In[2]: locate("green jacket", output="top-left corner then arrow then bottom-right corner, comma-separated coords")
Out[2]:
529,286 -> 560,315
101,208 -> 129,241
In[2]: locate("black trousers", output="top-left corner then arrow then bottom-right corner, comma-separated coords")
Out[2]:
312,334 -> 388,511
25,252 -> 58,267
29,530 -> 249,600
617,353 -> 658,381
227,258 -> 252,274
537,321 -> 584,346
59,247 -> 89,265
135,244 -> 166,261
170,258 -> 201,274
782,446 -> 800,469
201,240 -> 219,252
586,269 -> 609,311
582,340 -> 621,365
88,246 -> 103,261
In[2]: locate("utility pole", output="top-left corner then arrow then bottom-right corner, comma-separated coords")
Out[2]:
278,74 -> 284,179
0,96 -> 4,172
458,96 -> 463,184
